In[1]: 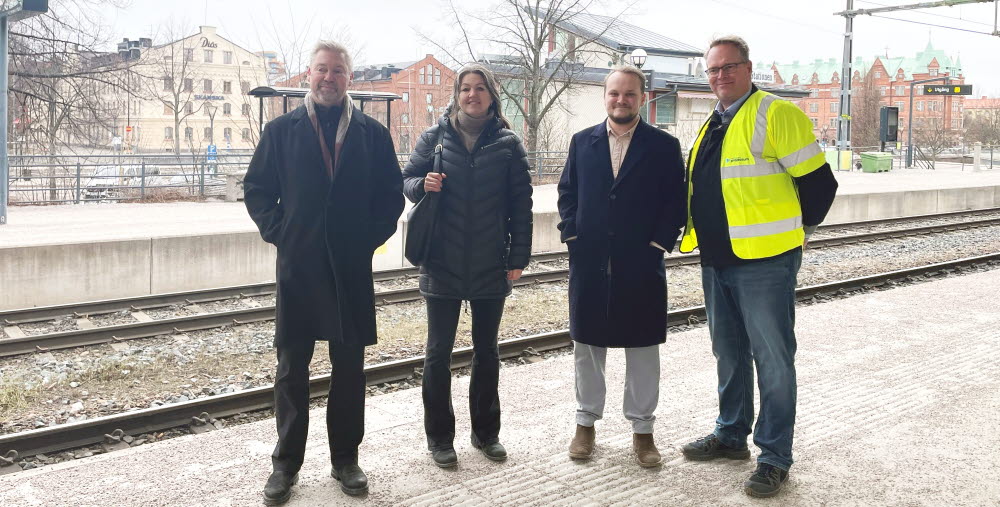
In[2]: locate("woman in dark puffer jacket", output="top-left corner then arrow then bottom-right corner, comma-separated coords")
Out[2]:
402,63 -> 533,468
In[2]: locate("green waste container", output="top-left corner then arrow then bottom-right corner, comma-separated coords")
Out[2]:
860,152 -> 893,173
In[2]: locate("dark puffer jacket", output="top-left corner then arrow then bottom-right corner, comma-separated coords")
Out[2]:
402,113 -> 533,300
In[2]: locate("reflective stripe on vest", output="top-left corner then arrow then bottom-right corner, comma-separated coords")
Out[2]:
729,215 -> 803,239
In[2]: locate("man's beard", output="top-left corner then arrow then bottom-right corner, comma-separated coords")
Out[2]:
608,110 -> 637,125
314,87 -> 343,106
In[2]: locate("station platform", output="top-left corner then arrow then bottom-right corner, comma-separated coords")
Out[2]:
2,264 -> 998,505
3,164 -> 1000,310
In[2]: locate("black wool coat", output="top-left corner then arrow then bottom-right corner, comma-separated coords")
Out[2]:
557,120 -> 687,348
244,105 -> 403,347
401,113 -> 533,300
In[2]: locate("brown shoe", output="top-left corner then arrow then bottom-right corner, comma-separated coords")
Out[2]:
633,433 -> 663,468
568,424 -> 595,460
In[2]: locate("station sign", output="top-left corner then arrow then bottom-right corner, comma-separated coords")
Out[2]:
194,94 -> 224,101
923,85 -> 972,96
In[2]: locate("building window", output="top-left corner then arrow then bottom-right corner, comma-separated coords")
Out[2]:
184,127 -> 193,140
164,127 -> 173,140
419,68 -> 425,84
223,103 -> 232,116
402,92 -> 409,102
810,118 -> 818,128
223,127 -> 232,142
917,101 -> 924,111
223,81 -> 232,94
830,102 -> 839,113
930,69 -> 938,76
809,102 -> 818,113
185,102 -> 193,114
241,81 -> 251,93
204,50 -> 213,63
894,101 -> 904,109
879,86 -> 887,96
953,102 -> 961,112
223,51 -> 233,64
184,78 -> 193,92
426,93 -> 433,104
894,86 -> 904,95
952,119 -> 960,129
830,117 -> 837,127
184,48 -> 194,62
163,104 -> 173,115
242,128 -> 250,141
163,77 -> 173,91
204,79 -> 213,93
917,87 -> 924,95
401,113 -> 409,125
809,90 -> 818,98
929,101 -> 939,112
202,127 -> 211,140
435,68 -> 441,85
874,71 -> 881,78
653,94 -> 676,124
242,103 -> 251,116
400,133 -> 410,154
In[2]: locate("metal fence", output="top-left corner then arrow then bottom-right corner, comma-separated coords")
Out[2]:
7,150 -> 574,206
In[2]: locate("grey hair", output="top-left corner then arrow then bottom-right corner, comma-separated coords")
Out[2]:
604,64 -> 646,93
311,40 -> 353,70
706,35 -> 750,62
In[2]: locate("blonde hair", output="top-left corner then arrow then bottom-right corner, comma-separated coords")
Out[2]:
604,65 -> 646,93
311,40 -> 353,70
448,63 -> 512,129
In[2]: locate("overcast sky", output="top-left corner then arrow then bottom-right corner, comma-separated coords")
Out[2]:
98,0 -> 1000,95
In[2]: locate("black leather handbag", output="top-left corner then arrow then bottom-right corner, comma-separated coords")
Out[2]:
403,132 -> 445,266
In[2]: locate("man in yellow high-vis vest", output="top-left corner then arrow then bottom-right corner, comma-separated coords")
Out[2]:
679,36 -> 838,498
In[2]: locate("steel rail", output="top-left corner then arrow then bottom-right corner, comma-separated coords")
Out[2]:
4,216 -> 1000,358
2,252 -> 997,466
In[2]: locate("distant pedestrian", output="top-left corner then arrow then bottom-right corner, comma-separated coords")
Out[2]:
557,65 -> 687,468
401,63 -> 533,469
678,35 -> 838,498
244,40 -> 403,504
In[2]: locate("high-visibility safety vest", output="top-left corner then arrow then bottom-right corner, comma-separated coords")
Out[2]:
679,90 -> 825,259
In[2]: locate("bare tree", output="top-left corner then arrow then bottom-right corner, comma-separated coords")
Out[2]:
913,117 -> 956,168
419,0 -> 631,163
8,0 -> 133,199
964,102 -> 1000,148
850,73 -> 882,151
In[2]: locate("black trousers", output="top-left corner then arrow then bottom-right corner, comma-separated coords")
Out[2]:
271,339 -> 366,472
422,297 -> 505,451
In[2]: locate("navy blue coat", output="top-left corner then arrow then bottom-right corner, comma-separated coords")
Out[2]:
557,120 -> 686,348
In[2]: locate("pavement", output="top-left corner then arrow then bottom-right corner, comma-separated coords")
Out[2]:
2,264 -> 998,506
3,163 -> 1000,248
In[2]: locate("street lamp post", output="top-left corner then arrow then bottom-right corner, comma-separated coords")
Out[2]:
205,102 -> 218,146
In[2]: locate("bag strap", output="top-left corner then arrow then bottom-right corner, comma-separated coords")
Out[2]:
433,127 -> 445,175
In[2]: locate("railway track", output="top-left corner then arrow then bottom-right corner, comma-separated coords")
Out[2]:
3,212 -> 1000,359
2,252 -> 997,470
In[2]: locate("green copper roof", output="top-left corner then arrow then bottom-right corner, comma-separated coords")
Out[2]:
769,39 -> 961,84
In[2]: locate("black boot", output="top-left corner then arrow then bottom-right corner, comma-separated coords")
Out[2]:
473,441 -> 507,462
431,448 -> 458,468
262,471 -> 298,505
331,463 -> 369,496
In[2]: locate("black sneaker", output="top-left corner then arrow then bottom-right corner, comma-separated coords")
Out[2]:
744,463 -> 789,498
681,433 -> 751,461
431,448 -> 458,468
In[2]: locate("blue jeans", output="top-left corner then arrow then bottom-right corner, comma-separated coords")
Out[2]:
701,249 -> 801,471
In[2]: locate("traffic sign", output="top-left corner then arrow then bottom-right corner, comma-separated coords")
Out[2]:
923,85 -> 972,96
206,144 -> 217,162
125,125 -> 132,133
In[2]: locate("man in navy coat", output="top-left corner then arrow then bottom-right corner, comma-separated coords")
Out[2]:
557,65 -> 686,467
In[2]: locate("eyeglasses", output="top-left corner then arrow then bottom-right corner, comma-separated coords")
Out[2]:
705,61 -> 747,77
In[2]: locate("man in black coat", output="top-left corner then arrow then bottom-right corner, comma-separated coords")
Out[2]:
244,41 -> 403,505
557,66 -> 686,468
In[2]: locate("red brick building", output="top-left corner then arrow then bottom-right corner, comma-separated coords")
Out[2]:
351,54 -> 456,154
771,41 -> 965,146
